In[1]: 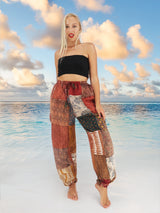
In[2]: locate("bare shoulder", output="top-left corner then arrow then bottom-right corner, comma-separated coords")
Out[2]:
54,49 -> 61,60
81,42 -> 96,59
82,42 -> 97,59
83,42 -> 95,50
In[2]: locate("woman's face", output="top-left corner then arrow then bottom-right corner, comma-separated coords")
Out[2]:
65,16 -> 81,42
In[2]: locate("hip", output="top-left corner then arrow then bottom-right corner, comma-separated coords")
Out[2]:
50,79 -> 95,100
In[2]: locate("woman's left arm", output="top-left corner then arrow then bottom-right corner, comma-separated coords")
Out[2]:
87,42 -> 106,120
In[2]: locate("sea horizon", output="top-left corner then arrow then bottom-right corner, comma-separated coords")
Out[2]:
1,100 -> 160,104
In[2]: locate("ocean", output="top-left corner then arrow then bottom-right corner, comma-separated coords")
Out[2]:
0,102 -> 160,213
1,102 -> 160,156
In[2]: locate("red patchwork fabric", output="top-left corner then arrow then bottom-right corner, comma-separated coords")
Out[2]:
81,82 -> 95,98
50,83 -> 66,100
50,80 -> 116,187
50,99 -> 70,126
51,123 -> 69,149
81,96 -> 97,114
68,82 -> 82,95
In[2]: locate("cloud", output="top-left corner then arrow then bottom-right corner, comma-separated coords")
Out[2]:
0,42 -> 5,53
75,0 -> 113,13
143,83 -> 160,96
31,5 -> 64,49
144,84 -> 155,94
155,58 -> 160,62
128,82 -> 160,97
101,82 -> 109,94
30,1 -> 64,49
0,77 -> 51,101
2,0 -> 9,3
128,83 -> 145,90
2,0 -> 64,49
3,0 -> 57,14
0,10 -> 44,72
113,78 -> 120,89
152,81 -> 160,87
3,0 -> 64,27
82,17 -> 93,30
127,24 -> 153,58
135,63 -> 150,78
32,31 -> 61,49
99,81 -> 160,102
100,82 -> 113,96
105,62 -> 135,82
40,3 -> 64,28
12,67 -> 45,86
151,63 -> 160,74
36,90 -> 43,97
81,18 -> 129,59
0,10 -> 25,49
0,76 -> 9,90
0,49 -> 43,71
0,69 -> 52,101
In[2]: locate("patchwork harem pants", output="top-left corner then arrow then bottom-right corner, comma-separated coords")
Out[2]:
50,80 -> 116,187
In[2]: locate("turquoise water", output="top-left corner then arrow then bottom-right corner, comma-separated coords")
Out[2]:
0,102 -> 160,164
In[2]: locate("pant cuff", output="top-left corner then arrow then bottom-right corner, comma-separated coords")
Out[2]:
67,178 -> 78,187
96,178 -> 111,188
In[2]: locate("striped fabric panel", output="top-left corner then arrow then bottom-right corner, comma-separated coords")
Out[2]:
87,130 -> 104,155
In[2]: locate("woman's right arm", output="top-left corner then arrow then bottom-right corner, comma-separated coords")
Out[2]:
54,50 -> 59,80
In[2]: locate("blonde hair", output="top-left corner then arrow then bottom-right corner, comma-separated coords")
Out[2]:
59,13 -> 82,57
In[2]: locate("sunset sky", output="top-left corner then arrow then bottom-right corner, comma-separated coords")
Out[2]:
0,0 -> 160,102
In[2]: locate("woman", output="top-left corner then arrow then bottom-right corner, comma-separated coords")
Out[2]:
50,13 -> 116,208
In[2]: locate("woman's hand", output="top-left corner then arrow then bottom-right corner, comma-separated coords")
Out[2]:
96,104 -> 106,120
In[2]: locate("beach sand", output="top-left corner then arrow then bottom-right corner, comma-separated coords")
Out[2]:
0,146 -> 160,213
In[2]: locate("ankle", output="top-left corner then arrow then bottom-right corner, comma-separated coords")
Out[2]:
69,182 -> 76,189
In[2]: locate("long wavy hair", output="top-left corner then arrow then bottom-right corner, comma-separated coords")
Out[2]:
59,13 -> 82,57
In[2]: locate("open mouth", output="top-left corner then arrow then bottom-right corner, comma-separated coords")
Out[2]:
69,33 -> 74,38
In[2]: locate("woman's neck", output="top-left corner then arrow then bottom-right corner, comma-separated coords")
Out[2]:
67,40 -> 81,48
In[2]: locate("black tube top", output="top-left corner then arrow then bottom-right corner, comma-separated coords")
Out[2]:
58,55 -> 89,78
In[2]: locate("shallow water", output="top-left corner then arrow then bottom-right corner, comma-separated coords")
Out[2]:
0,102 -> 160,162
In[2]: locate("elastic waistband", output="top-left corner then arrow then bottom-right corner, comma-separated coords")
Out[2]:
57,79 -> 88,84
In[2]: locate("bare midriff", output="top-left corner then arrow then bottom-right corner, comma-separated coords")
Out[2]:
57,74 -> 88,82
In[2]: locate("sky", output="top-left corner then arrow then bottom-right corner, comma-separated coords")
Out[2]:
0,0 -> 160,102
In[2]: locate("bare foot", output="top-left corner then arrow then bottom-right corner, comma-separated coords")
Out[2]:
95,183 -> 111,208
67,183 -> 78,200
